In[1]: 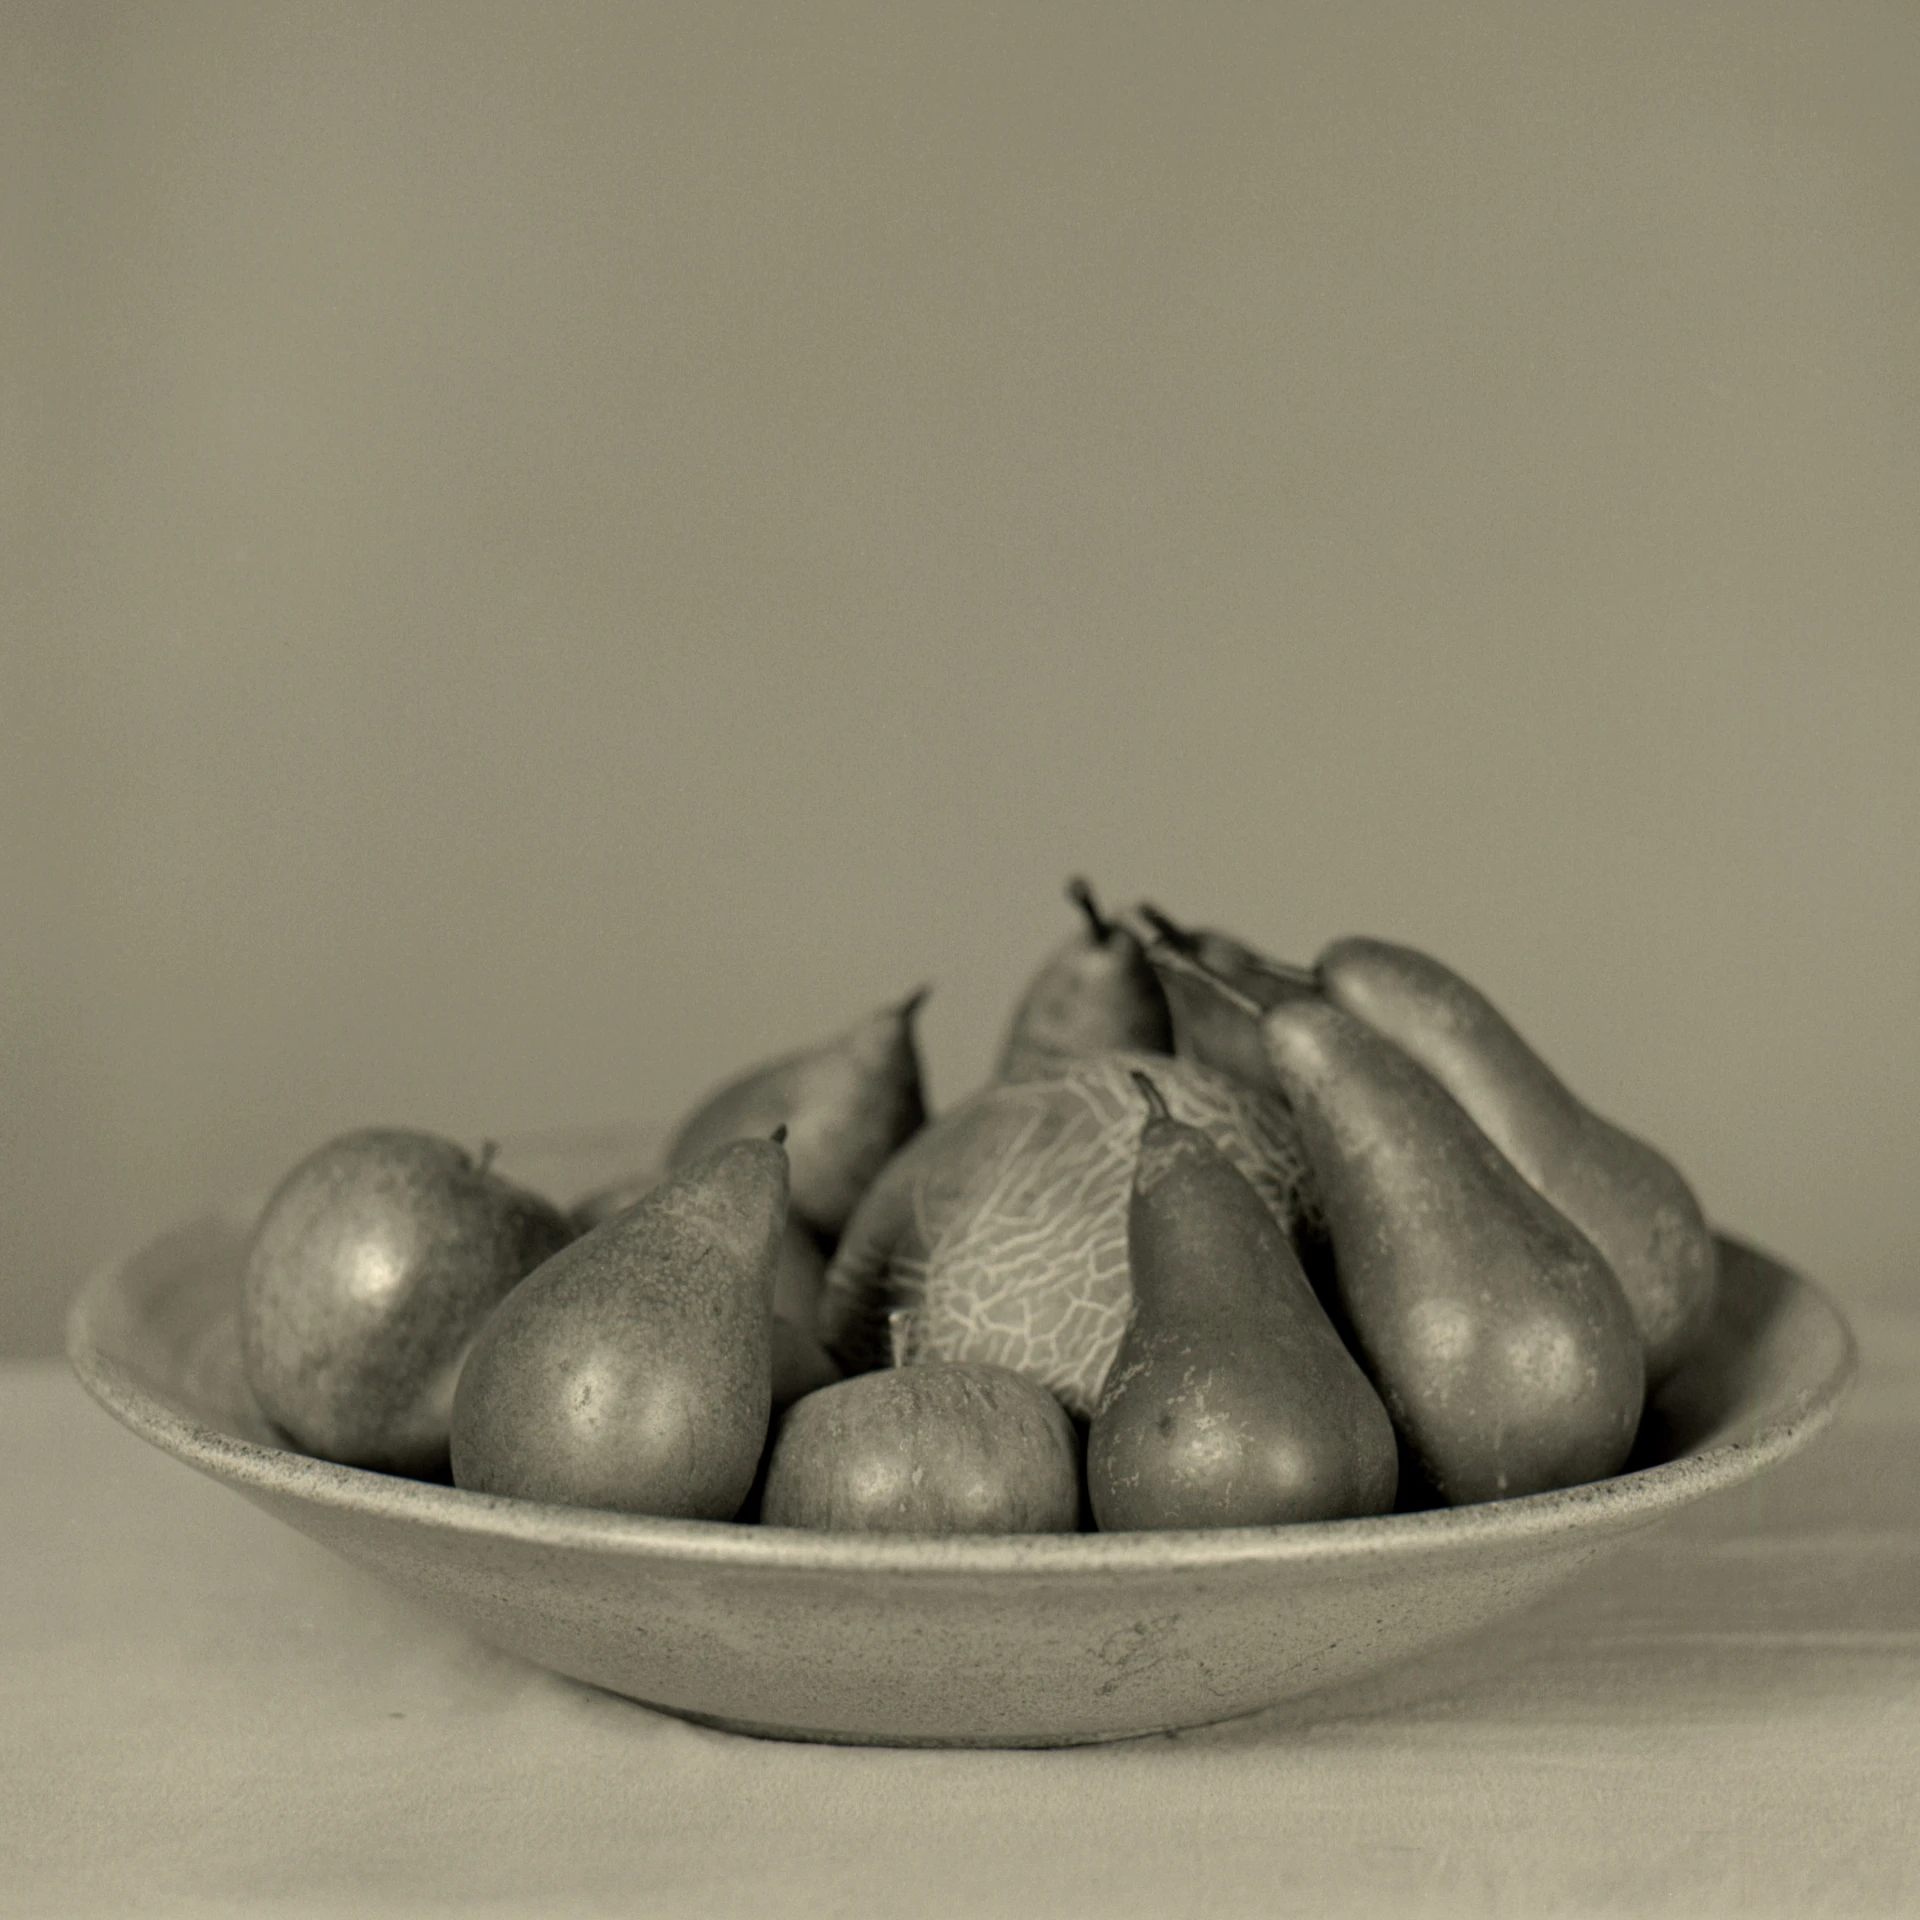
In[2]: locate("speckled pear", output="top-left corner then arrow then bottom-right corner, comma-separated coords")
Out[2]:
571,1168 -> 836,1407
665,990 -> 929,1238
449,1135 -> 789,1518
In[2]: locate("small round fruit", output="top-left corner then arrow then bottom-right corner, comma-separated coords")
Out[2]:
759,1363 -> 1083,1534
240,1128 -> 573,1477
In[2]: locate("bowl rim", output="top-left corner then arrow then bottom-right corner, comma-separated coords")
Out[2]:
66,1211 -> 1859,1580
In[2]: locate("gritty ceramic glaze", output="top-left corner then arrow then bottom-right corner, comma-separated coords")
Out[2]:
66,1126 -> 1856,1748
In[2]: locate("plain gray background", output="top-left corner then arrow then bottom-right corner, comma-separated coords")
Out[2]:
6,2 -> 1917,1358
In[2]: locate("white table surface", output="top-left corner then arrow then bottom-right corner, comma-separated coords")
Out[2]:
7,1300 -> 1918,1919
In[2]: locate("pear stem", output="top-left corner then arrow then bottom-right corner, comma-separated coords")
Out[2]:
1148,942 -> 1269,1020
1250,954 -> 1318,993
1066,876 -> 1110,941
1138,909 -> 1318,996
896,984 -> 932,1022
1129,1070 -> 1173,1124
1135,902 -> 1194,952
770,1123 -> 789,1146
887,1306 -> 916,1369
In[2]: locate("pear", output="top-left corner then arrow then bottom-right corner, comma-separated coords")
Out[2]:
770,1314 -> 842,1411
1136,903 -> 1311,1000
449,1135 -> 789,1518
1260,997 -> 1645,1506
576,1165 -> 826,1322
760,1362 -> 1082,1534
240,1128 -> 574,1478
572,1170 -> 836,1409
1134,904 -> 1314,1092
665,989 -> 930,1238
993,878 -> 1172,1082
819,1050 -> 1324,1418
1088,1074 -> 1398,1530
761,1217 -> 842,1408
1314,936 -> 1718,1384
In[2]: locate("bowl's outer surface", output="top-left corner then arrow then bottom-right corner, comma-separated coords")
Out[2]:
66,1127 -> 1858,1748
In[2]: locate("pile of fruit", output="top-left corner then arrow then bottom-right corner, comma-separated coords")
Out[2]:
238,884 -> 1718,1534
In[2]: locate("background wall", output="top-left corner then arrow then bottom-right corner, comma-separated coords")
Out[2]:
6,2 -> 1917,1356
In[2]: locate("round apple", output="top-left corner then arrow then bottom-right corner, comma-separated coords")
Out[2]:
240,1128 -> 574,1477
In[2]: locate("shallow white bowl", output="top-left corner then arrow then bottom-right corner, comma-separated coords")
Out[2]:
66,1127 -> 1856,1748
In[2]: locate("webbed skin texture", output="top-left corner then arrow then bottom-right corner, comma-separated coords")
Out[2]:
819,1052 -> 1325,1420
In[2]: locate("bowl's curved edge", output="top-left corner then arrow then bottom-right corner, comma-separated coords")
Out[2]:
1633,1232 -> 1859,1466
65,1212 -> 1860,1580
657,1701 -> 1265,1749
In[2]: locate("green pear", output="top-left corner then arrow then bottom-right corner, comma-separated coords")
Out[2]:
1134,904 -> 1314,1092
1260,997 -> 1645,1506
760,1363 -> 1082,1534
1088,1074 -> 1398,1530
240,1128 -> 574,1478
994,878 -> 1172,1082
665,989 -> 929,1237
1314,936 -> 1719,1384
819,1050 -> 1324,1419
449,1135 -> 789,1517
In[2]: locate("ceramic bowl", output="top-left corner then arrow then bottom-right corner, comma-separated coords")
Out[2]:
67,1126 -> 1856,1748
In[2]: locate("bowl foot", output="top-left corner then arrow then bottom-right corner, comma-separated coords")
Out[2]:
651,1699 -> 1268,1749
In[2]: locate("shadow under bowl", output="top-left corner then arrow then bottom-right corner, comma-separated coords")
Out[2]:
66,1128 -> 1856,1748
